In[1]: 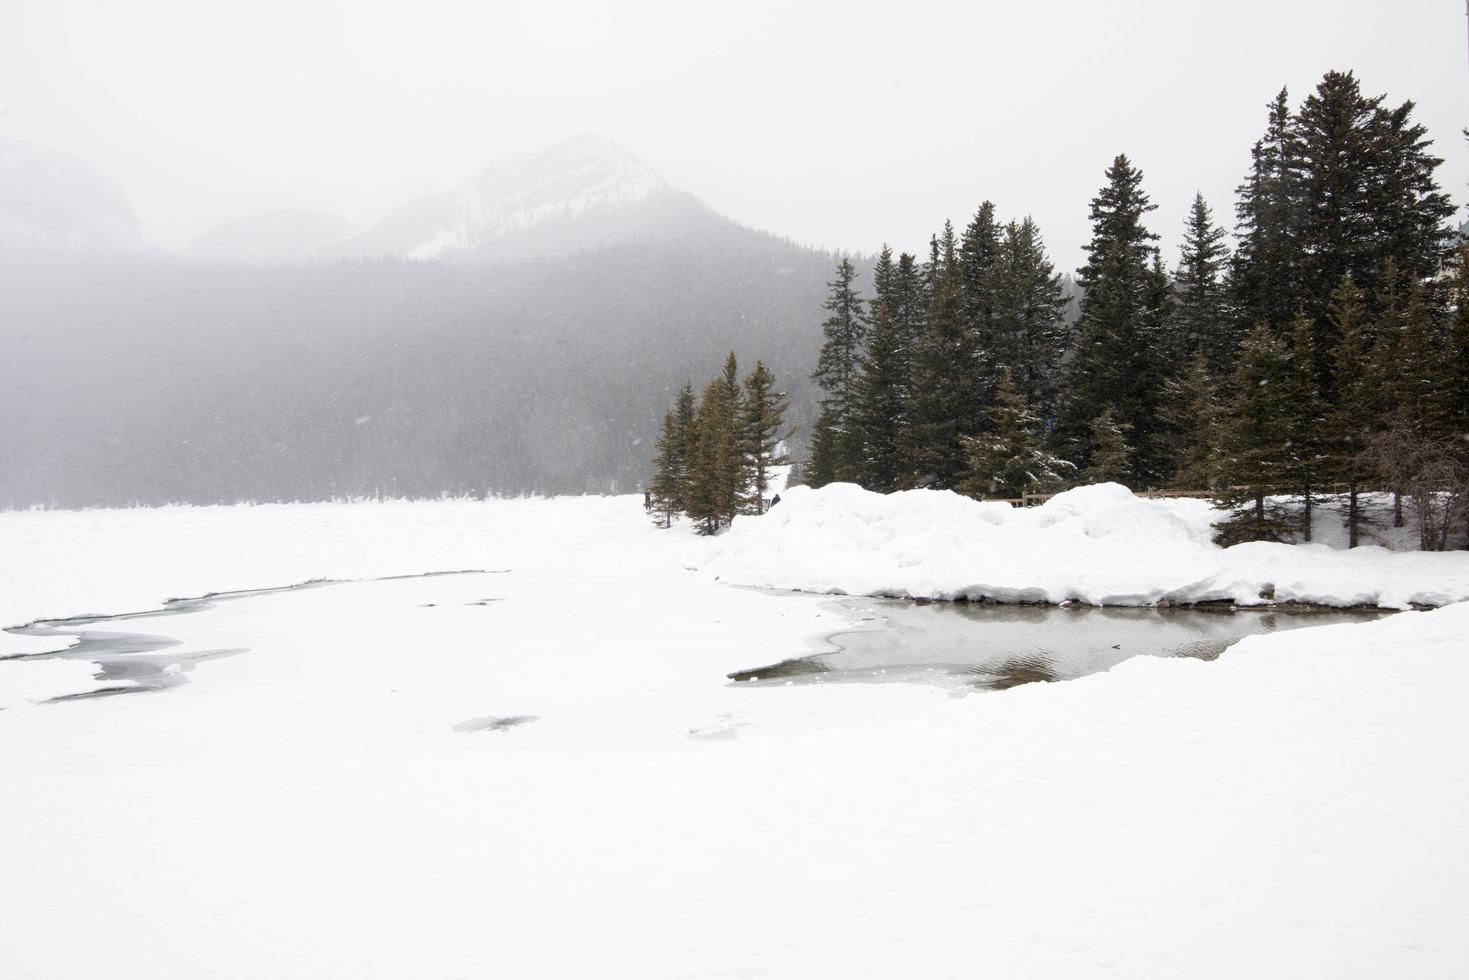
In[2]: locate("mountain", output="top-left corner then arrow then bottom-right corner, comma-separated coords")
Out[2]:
0,140 -> 142,252
0,211 -> 838,508
0,134 -> 846,507
189,209 -> 352,264
329,135 -> 710,261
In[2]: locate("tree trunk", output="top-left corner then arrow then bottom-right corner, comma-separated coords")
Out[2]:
1394,490 -> 1404,528
1348,480 -> 1359,549
1302,488 -> 1313,543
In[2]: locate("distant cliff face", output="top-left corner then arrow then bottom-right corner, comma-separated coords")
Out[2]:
0,140 -> 142,252
328,135 -> 711,262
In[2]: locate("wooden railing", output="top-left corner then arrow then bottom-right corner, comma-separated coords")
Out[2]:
981,486 -> 1375,508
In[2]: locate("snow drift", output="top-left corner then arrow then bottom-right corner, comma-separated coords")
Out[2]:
708,482 -> 1469,609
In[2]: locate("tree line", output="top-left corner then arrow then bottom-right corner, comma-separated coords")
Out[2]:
795,70 -> 1468,549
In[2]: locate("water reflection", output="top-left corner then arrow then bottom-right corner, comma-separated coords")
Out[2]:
730,601 -> 1386,692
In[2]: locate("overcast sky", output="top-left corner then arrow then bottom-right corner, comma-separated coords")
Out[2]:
4,0 -> 1467,271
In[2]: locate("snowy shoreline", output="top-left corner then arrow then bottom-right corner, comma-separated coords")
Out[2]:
764,589 -> 1425,613
707,482 -> 1469,610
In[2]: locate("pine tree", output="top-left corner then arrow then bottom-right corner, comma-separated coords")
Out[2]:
1175,193 -> 1234,373
684,355 -> 748,534
647,383 -> 694,527
851,301 -> 909,492
889,251 -> 928,369
959,201 -> 1003,402
1324,275 -> 1380,547
1282,312 -> 1330,540
719,352 -> 748,514
810,258 -> 869,481
806,407 -> 840,489
1063,155 -> 1168,484
741,360 -> 789,513
1389,276 -> 1453,435
905,222 -> 979,488
1213,324 -> 1298,544
1159,354 -> 1222,489
1080,407 -> 1134,485
1232,88 -> 1300,338
957,370 -> 1077,499
1446,247 -> 1469,436
1291,72 -> 1454,392
992,217 -> 1070,423
685,378 -> 734,534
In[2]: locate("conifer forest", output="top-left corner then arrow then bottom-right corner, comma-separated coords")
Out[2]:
650,71 -> 1469,549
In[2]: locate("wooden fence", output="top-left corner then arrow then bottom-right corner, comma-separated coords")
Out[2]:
983,486 -> 1374,508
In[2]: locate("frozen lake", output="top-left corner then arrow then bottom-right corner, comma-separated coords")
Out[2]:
6,577 -> 1386,706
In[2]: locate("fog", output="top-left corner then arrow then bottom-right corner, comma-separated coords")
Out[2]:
0,1 -> 1465,507
5,0 -> 1466,266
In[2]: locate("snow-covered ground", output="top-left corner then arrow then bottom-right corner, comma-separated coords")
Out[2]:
2,493 -> 1467,978
710,482 -> 1469,608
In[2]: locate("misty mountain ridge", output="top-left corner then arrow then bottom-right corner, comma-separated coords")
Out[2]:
0,134 -> 841,508
1,133 -> 748,265
326,134 -> 711,262
180,135 -> 735,265
0,139 -> 142,253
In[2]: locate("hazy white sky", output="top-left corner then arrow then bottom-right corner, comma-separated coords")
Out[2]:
4,0 -> 1467,270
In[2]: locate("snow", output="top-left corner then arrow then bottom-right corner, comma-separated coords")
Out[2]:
358,134 -> 669,258
712,482 -> 1469,609
2,495 -> 1466,978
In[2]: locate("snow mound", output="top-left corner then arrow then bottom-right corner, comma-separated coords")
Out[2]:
708,483 -> 1469,609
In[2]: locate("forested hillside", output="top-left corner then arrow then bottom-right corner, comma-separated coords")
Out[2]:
0,220 -> 835,507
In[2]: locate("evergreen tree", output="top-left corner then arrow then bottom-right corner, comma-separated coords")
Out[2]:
810,257 -> 869,481
1290,72 -> 1454,390
805,407 -> 840,489
1175,193 -> 1234,373
992,217 -> 1070,422
684,354 -> 748,534
741,360 -> 789,513
1159,354 -> 1222,489
1387,276 -> 1453,436
959,201 -> 1003,402
1324,275 -> 1380,547
1063,154 -> 1169,484
957,370 -> 1077,499
1213,324 -> 1298,544
871,245 -> 896,312
1232,88 -> 1301,338
851,301 -> 909,492
647,383 -> 694,527
685,378 -> 735,534
1282,312 -> 1331,540
889,251 -> 929,366
1446,247 -> 1469,436
1145,247 -> 1176,365
719,351 -> 749,512
1080,407 -> 1134,485
905,222 -> 979,488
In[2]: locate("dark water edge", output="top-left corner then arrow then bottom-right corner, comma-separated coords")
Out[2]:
730,597 -> 1390,693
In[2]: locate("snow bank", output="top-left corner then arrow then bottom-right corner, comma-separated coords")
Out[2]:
2,497 -> 1467,977
709,482 -> 1469,608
